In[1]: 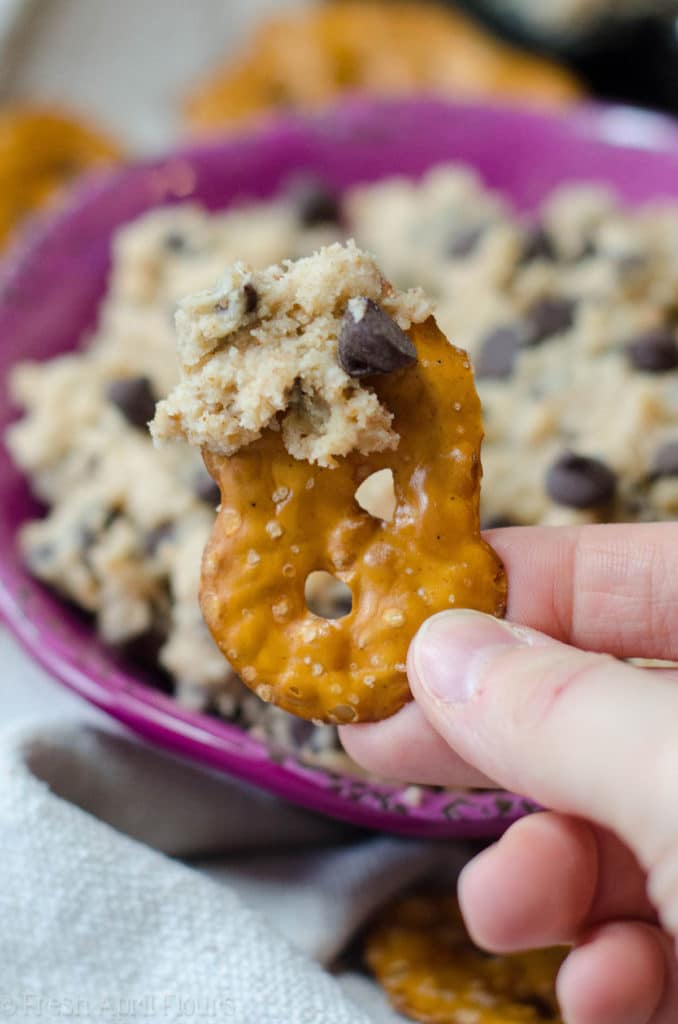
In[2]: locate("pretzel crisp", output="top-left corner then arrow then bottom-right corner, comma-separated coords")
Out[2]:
199,315 -> 506,724
0,106 -> 119,248
365,887 -> 565,1023
185,2 -> 581,132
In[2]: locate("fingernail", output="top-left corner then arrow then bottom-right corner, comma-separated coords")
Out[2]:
411,610 -> 528,705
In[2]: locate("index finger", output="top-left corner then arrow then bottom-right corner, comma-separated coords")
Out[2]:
341,521 -> 678,787
488,522 -> 678,661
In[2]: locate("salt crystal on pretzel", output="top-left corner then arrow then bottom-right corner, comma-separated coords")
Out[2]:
152,242 -> 507,724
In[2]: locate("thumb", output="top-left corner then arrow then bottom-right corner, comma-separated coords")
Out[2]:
409,610 -> 678,871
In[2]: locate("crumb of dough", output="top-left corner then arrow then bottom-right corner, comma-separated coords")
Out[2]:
150,240 -> 434,467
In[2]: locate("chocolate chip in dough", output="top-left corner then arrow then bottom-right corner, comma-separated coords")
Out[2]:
617,252 -> 647,278
144,523 -> 174,557
243,282 -> 259,313
30,542 -> 56,566
78,524 -> 98,550
193,467 -> 221,506
520,225 -> 556,264
338,299 -> 417,378
546,452 -> 617,509
289,718 -> 317,748
626,327 -> 678,373
522,995 -> 556,1019
578,236 -> 598,260
79,507 -> 120,548
120,625 -> 170,680
446,223 -> 485,259
652,441 -> 678,478
525,297 -> 576,346
164,232 -> 189,253
481,514 -> 517,529
106,376 -> 157,430
289,175 -> 341,227
475,325 -> 523,380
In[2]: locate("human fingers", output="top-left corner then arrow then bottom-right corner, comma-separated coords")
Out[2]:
557,922 -> 678,1024
341,521 -> 678,782
487,522 -> 678,661
408,610 -> 678,873
340,702 -> 491,787
458,813 -> 655,953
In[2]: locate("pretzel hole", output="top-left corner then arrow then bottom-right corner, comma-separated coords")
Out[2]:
305,571 -> 353,620
354,468 -> 396,522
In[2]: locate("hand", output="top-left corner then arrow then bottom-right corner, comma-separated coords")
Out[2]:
341,523 -> 678,1024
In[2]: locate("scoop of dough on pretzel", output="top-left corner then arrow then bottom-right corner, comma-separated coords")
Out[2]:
152,241 -> 507,724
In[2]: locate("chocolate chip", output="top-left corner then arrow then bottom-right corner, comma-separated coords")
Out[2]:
30,542 -> 55,565
120,625 -> 169,675
243,283 -> 259,313
79,509 -> 120,551
520,225 -> 556,264
144,523 -> 174,556
481,514 -> 516,529
338,299 -> 417,378
106,376 -> 156,430
618,252 -> 647,277
652,441 -> 678,478
289,175 -> 341,227
525,297 -> 576,346
626,327 -> 678,373
446,224 -> 485,259
578,236 -> 597,260
546,452 -> 617,509
475,325 -> 523,380
164,232 -> 189,253
521,995 -> 555,1019
78,525 -> 98,549
193,467 -> 221,506
289,718 -> 317,748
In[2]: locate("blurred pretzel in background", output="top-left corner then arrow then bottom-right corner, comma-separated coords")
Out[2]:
0,106 -> 120,250
365,886 -> 566,1023
185,1 -> 583,133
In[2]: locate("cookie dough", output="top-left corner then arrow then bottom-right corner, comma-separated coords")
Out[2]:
151,242 -> 432,466
6,200 -> 354,763
9,164 -> 678,765
348,167 -> 678,528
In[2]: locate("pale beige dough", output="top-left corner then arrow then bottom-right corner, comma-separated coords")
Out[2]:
8,163 -> 678,767
151,241 -> 433,467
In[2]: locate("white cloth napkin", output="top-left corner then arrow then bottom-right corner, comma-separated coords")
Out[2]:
0,716 -> 469,1023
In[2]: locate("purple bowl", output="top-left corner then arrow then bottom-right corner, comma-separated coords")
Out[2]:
2,98 -> 678,838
